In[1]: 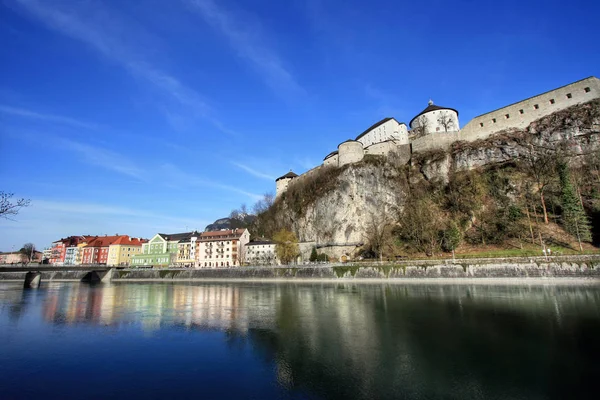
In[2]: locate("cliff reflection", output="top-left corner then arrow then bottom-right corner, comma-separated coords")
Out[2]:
36,282 -> 600,399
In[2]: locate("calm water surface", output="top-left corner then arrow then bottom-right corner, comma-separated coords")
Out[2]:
0,281 -> 599,399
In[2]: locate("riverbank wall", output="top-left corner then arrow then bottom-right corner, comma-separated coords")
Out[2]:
2,260 -> 599,282
113,261 -> 600,280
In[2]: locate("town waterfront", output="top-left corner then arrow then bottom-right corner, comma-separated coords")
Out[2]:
1,282 -> 599,399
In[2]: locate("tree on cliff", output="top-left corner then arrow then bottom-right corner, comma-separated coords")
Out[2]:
437,111 -> 456,132
364,210 -> 395,261
395,197 -> 445,256
558,162 -> 592,251
518,139 -> 558,225
274,229 -> 300,265
0,192 -> 31,220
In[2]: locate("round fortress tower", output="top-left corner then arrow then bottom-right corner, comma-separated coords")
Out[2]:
338,140 -> 364,167
410,100 -> 460,135
275,171 -> 298,198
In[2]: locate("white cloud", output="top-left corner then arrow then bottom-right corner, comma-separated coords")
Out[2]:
0,104 -> 98,129
159,163 -> 263,201
231,162 -> 275,181
10,0 -> 232,135
60,138 -> 146,181
185,0 -> 305,98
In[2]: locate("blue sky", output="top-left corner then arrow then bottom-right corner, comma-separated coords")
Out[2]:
1,0 -> 599,250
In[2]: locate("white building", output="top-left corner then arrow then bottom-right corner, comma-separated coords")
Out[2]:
246,241 -> 278,266
196,228 -> 250,268
355,117 -> 409,147
409,100 -> 460,135
63,246 -> 79,266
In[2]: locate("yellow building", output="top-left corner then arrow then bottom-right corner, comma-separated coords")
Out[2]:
107,236 -> 147,266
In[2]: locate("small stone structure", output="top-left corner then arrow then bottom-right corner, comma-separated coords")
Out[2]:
276,76 -> 600,198
338,140 -> 364,166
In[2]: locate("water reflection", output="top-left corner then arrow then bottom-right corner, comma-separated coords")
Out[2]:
1,282 -> 599,399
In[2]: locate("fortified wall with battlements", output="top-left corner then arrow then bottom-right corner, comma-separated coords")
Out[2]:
276,76 -> 600,197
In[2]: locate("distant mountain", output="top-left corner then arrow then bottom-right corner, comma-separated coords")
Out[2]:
204,215 -> 256,232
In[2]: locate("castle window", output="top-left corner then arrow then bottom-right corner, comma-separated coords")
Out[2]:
519,109 -> 524,114
480,123 -> 484,127
505,114 -> 510,119
436,127 -> 440,132
584,87 -> 591,93
492,118 -> 497,123
534,104 -> 539,109
549,99 -> 555,104
566,93 -> 572,99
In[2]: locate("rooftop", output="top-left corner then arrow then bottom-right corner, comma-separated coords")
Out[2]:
276,171 -> 299,181
409,101 -> 459,127
355,117 -> 405,140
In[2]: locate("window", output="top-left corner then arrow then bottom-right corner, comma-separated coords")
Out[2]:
436,127 -> 440,132
534,104 -> 539,110
492,118 -> 496,123
549,99 -> 555,104
566,93 -> 572,99
505,114 -> 510,119
519,109 -> 524,114
584,87 -> 591,93
479,122 -> 484,127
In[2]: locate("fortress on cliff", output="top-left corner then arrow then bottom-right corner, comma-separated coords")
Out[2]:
276,76 -> 600,197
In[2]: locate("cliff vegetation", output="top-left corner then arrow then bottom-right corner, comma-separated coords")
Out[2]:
251,100 -> 600,259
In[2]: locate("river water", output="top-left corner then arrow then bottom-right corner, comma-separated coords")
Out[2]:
0,281 -> 598,399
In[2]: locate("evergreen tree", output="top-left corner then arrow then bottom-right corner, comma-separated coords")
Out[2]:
309,247 -> 318,262
558,162 -> 592,250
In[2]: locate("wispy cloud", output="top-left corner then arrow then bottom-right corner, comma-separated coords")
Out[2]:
295,156 -> 318,171
33,199 -> 195,225
185,0 -> 305,98
9,0 -> 232,135
160,163 -> 262,201
60,138 -> 145,180
231,162 -> 275,181
0,199 -> 209,248
0,104 -> 98,129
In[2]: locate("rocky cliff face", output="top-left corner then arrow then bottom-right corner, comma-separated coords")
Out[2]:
290,161 -> 405,245
416,99 -> 600,181
272,100 -> 600,254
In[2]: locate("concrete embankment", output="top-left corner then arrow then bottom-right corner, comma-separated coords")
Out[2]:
111,261 -> 600,281
1,260 -> 599,283
0,270 -> 90,282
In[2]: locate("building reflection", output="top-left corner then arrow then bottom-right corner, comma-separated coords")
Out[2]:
40,283 -> 281,333
35,282 -> 600,399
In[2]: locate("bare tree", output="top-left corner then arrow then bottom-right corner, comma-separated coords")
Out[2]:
252,192 -> 275,215
235,244 -> 247,266
19,243 -> 36,264
437,111 -> 456,132
518,139 -> 560,225
412,115 -> 430,137
0,192 -> 30,220
229,209 -> 240,220
363,211 -> 394,261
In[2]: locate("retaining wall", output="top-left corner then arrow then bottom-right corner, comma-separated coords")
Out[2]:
106,262 -> 600,280
2,261 -> 598,282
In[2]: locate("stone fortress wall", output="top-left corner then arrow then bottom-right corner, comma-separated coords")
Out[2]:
276,76 -> 600,198
462,76 -> 600,140
413,76 -> 600,152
